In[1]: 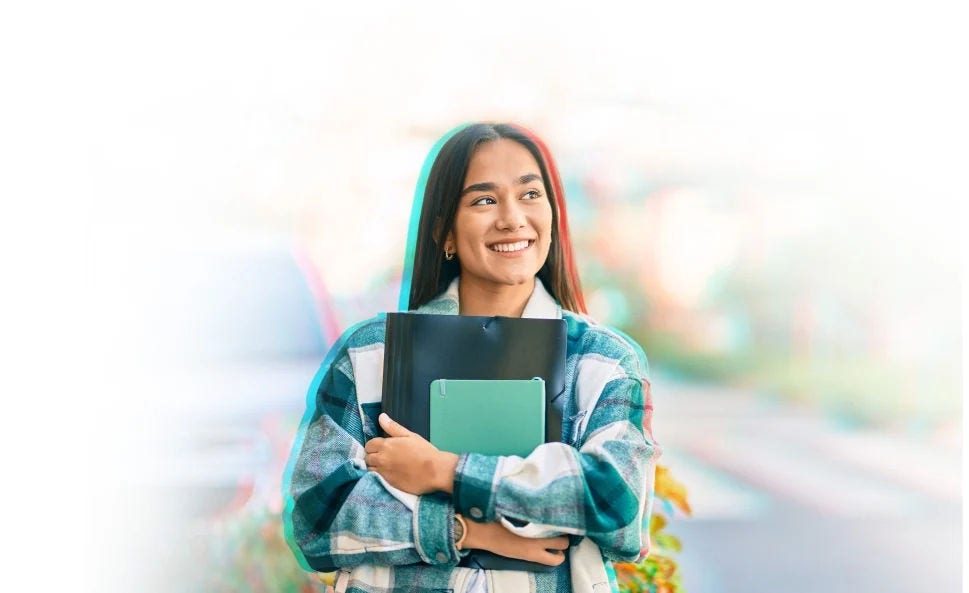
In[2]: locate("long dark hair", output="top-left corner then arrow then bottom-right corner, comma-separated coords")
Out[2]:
408,123 -> 586,313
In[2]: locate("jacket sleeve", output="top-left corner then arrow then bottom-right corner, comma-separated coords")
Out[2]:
450,340 -> 662,562
283,338 -> 462,572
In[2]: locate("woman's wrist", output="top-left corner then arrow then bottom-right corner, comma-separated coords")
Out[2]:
458,514 -> 482,550
435,451 -> 460,493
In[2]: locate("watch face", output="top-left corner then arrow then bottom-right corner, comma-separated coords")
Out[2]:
455,518 -> 464,539
454,516 -> 466,548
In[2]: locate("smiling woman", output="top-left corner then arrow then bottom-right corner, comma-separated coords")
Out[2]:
443,139 -> 554,317
410,124 -> 586,317
283,122 -> 661,593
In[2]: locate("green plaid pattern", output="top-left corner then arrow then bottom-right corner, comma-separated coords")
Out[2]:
284,280 -> 661,592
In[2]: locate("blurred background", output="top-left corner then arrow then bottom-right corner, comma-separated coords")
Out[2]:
14,0 -> 962,591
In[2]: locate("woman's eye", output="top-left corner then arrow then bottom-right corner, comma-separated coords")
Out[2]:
522,190 -> 542,200
471,196 -> 496,206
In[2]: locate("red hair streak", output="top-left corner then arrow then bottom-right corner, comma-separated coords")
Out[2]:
512,124 -> 587,314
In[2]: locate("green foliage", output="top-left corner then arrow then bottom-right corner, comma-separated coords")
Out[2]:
187,508 -> 322,593
615,465 -> 692,593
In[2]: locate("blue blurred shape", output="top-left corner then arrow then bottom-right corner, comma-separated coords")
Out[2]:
155,242 -> 329,363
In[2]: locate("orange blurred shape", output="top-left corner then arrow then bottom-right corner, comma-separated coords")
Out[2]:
655,464 -> 692,516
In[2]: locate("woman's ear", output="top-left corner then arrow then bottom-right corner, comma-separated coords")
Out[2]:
443,230 -> 455,252
432,218 -> 453,248
432,218 -> 443,247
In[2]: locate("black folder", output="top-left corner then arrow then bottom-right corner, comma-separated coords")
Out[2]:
382,312 -> 567,443
381,312 -> 568,572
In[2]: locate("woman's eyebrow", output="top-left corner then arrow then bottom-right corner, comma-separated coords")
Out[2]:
461,182 -> 497,196
461,174 -> 543,196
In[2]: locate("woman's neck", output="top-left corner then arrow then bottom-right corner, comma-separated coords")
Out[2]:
458,276 -> 535,318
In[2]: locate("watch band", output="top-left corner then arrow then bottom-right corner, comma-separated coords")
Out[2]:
454,513 -> 468,550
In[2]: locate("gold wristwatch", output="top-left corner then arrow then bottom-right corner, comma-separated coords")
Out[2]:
453,513 -> 468,550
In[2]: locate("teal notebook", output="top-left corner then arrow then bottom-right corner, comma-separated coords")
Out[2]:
429,378 -> 545,458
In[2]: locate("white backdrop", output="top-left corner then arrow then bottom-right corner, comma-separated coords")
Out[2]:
2,1 -> 965,591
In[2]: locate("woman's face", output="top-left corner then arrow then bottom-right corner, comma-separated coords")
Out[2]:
444,139 -> 554,290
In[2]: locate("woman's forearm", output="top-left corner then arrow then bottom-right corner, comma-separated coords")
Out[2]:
459,516 -> 569,566
433,451 -> 460,494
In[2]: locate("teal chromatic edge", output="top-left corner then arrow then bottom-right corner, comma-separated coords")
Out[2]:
397,123 -> 470,312
604,558 -> 620,593
283,123 -> 468,572
280,314 -> 386,571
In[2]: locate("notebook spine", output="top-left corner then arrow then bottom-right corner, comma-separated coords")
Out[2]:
382,313 -> 413,431
381,313 -> 397,423
399,314 -> 414,427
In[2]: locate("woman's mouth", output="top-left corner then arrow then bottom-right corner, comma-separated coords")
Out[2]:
488,240 -> 534,253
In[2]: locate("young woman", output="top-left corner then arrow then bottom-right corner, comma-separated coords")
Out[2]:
284,123 -> 661,593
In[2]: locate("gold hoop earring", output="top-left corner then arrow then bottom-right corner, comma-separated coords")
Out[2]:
444,248 -> 455,261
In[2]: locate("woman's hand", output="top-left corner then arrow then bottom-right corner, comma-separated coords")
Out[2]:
365,413 -> 459,495
464,520 -> 570,567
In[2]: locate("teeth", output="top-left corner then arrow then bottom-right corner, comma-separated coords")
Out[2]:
490,240 -> 530,253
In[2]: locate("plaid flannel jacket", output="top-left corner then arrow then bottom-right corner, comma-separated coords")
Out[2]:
285,278 -> 661,593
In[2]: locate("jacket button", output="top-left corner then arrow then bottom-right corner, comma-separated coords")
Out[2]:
436,552 -> 448,563
470,507 -> 483,519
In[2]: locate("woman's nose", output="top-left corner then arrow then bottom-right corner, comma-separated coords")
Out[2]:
496,200 -> 526,230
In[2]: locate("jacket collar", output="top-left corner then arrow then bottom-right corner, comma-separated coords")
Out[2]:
415,276 -> 562,320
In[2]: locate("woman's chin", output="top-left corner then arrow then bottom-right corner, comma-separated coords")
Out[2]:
463,260 -> 543,288
491,272 -> 538,287
463,273 -> 527,288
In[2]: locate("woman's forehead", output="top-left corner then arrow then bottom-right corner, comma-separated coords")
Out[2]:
465,139 -> 542,184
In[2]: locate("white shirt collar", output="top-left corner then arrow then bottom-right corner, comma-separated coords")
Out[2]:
434,276 -> 562,320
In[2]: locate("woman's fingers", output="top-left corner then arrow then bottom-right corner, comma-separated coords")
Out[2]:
530,540 -> 565,566
531,536 -> 569,565
364,452 -> 380,468
364,438 -> 384,453
537,535 -> 570,550
379,413 -> 414,437
535,547 -> 566,566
